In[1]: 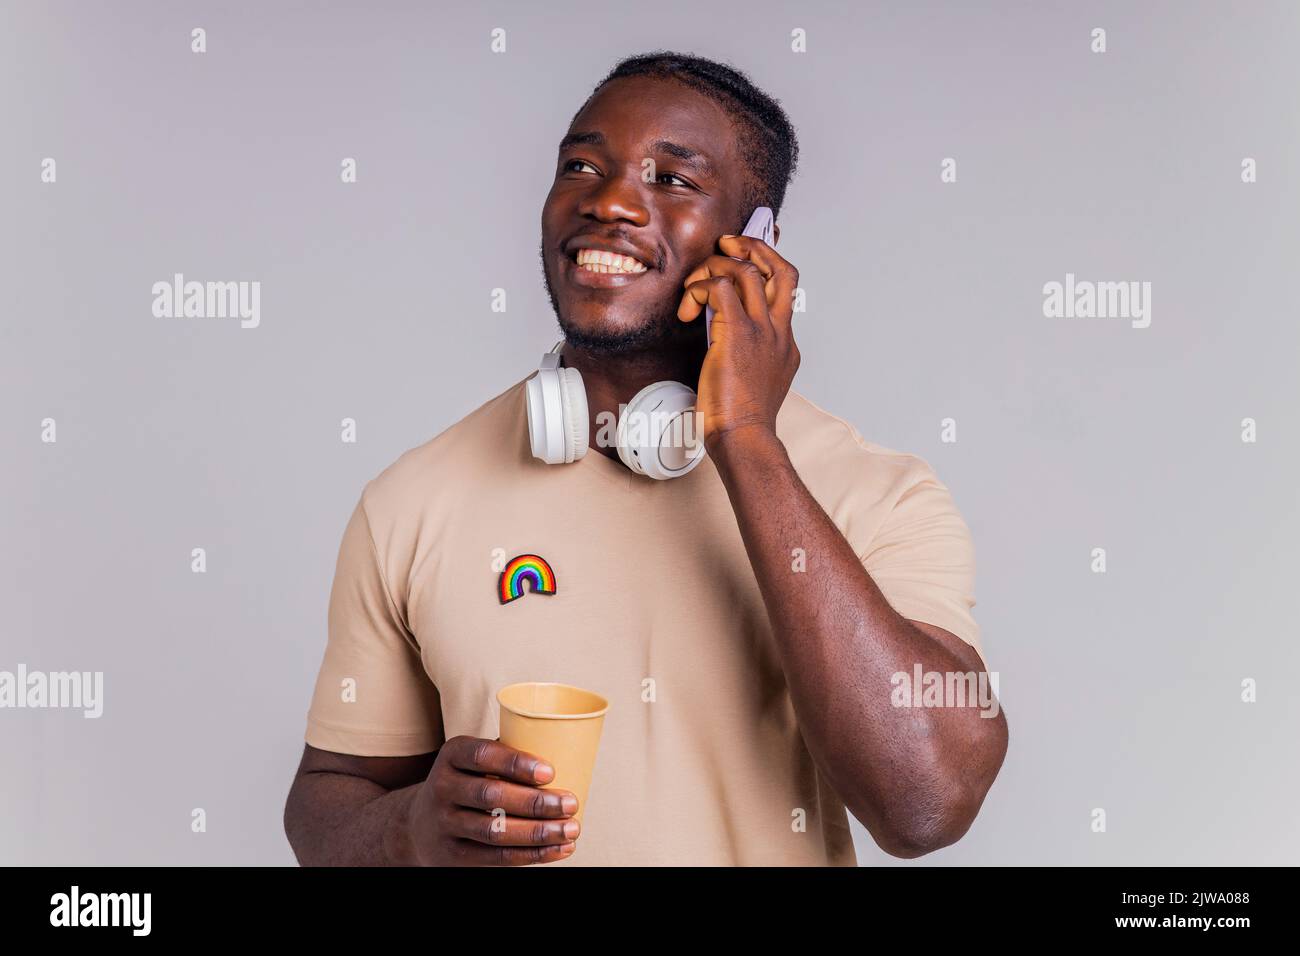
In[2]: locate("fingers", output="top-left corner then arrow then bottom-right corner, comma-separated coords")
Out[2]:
716,235 -> 799,335
679,261 -> 774,354
440,760 -> 581,864
445,806 -> 580,848
450,838 -> 578,867
680,254 -> 770,329
416,737 -> 586,866
678,274 -> 752,350
442,735 -> 555,786
443,766 -> 579,819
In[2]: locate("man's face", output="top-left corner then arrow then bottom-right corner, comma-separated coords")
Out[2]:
540,75 -> 749,354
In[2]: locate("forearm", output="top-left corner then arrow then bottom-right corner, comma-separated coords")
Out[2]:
709,425 -> 999,854
284,772 -> 419,866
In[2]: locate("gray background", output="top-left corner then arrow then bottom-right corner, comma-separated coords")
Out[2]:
2,0 -> 1297,865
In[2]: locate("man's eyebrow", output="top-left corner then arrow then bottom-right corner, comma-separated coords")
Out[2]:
650,139 -> 716,178
557,131 -> 718,179
558,130 -> 605,151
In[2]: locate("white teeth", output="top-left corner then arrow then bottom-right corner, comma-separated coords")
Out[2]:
575,248 -> 647,274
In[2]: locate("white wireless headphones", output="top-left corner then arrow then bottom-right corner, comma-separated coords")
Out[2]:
525,342 -> 706,480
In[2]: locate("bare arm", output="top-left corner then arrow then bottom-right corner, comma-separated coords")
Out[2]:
710,427 -> 1008,858
682,233 -> 1007,858
284,745 -> 432,866
283,739 -> 581,867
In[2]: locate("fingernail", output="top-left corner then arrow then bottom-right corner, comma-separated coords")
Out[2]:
561,794 -> 579,815
564,820 -> 581,839
561,842 -> 577,855
534,763 -> 554,783
720,234 -> 737,239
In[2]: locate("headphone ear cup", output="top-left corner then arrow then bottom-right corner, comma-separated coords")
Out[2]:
526,367 -> 561,464
616,380 -> 705,479
559,366 -> 589,462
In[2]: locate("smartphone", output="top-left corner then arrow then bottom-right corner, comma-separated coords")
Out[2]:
705,206 -> 775,348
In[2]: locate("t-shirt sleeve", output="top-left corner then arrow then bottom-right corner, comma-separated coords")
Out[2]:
859,463 -> 987,669
304,491 -> 445,756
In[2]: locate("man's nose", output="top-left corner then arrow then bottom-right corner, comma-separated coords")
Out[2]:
578,166 -> 650,226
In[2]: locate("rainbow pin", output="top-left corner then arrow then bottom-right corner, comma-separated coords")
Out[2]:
498,553 -> 557,604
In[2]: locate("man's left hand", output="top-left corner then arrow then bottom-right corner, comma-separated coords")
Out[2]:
677,235 -> 801,451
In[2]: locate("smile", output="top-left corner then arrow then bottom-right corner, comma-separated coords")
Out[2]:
563,247 -> 653,289
574,248 -> 648,274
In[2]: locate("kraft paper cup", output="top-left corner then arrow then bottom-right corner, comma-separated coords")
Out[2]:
497,682 -> 609,824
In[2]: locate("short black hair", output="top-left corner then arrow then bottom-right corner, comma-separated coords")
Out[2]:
581,51 -> 799,224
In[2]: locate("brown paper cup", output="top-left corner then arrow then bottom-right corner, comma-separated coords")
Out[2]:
497,682 -> 609,824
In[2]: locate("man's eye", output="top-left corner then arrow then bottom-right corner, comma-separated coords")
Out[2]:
657,172 -> 692,187
564,159 -> 599,174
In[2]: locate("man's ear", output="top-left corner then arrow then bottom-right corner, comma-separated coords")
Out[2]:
772,222 -> 781,246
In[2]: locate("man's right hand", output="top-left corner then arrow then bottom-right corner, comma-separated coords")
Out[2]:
407,735 -> 581,866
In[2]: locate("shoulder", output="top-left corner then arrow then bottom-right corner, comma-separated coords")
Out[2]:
358,377 -> 530,525
775,390 -> 971,560
776,389 -> 944,505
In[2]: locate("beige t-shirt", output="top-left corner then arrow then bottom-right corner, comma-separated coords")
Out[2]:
304,377 -> 985,866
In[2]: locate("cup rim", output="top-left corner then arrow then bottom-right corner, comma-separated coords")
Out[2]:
497,681 -> 610,720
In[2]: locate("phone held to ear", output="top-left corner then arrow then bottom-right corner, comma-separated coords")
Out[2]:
526,206 -> 775,480
705,206 -> 775,348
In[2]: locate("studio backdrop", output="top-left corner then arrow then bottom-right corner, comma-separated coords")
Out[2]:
2,0 -> 1297,865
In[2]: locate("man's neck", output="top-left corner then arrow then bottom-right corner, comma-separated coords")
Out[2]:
559,340 -> 705,461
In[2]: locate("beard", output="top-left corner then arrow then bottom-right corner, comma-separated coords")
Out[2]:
539,240 -> 699,357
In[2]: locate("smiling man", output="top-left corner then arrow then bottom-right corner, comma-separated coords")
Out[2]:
284,52 -> 1008,866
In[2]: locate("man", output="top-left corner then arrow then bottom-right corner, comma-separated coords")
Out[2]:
284,52 -> 1007,866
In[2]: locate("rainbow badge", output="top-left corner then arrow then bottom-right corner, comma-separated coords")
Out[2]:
498,553 -> 557,604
